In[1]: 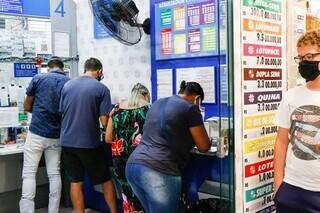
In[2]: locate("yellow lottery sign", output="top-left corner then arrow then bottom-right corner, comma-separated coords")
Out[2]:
244,135 -> 276,154
244,113 -> 275,130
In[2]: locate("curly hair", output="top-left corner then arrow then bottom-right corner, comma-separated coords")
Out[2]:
297,30 -> 320,48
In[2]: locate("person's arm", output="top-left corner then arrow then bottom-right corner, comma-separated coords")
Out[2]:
272,92 -> 290,195
187,105 -> 211,153
24,76 -> 38,113
100,115 -> 109,129
24,96 -> 35,112
99,87 -> 112,129
274,127 -> 290,194
105,118 -> 114,144
190,125 -> 211,153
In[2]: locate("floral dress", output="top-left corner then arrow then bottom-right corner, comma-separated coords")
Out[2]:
111,105 -> 149,213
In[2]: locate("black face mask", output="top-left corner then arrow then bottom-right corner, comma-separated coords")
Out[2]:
298,60 -> 320,82
97,74 -> 104,81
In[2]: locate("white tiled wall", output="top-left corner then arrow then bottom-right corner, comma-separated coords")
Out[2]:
76,1 -> 151,103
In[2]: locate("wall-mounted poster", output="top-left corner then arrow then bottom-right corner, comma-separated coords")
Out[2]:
241,0 -> 286,212
0,107 -> 19,128
176,66 -> 215,103
155,0 -> 218,60
157,69 -> 173,99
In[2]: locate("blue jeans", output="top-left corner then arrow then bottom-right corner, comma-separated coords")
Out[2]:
125,163 -> 181,213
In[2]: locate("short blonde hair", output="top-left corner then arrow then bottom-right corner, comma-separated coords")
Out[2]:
297,30 -> 320,48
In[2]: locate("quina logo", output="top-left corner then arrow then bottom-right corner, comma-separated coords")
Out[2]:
257,93 -> 281,102
249,94 -> 255,103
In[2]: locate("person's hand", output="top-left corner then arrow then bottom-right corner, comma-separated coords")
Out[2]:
273,180 -> 283,199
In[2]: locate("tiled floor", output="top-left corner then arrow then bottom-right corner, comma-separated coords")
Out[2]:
35,208 -> 99,213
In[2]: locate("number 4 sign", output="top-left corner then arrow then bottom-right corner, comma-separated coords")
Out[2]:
55,0 -> 66,17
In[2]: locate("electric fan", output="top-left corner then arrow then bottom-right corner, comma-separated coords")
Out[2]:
89,0 -> 150,45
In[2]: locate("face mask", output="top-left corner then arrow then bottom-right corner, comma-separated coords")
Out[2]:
97,70 -> 104,81
194,96 -> 200,106
298,60 -> 320,82
194,95 -> 202,112
97,74 -> 104,81
194,96 -> 205,120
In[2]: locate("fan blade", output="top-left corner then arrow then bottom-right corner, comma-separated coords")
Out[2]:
89,0 -> 143,45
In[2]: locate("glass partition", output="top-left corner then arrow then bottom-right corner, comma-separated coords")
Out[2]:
151,0 -> 235,212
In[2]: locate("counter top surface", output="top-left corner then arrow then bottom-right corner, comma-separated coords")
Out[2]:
0,144 -> 24,156
191,146 -> 217,156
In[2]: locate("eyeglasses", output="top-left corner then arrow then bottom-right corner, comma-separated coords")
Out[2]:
294,53 -> 320,64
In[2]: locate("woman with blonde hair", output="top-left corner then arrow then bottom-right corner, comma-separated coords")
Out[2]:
106,83 -> 150,213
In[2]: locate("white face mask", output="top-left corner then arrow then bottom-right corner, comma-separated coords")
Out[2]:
194,95 -> 201,107
201,110 -> 205,121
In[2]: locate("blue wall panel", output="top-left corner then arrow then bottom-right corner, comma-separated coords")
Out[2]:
150,0 -> 229,119
0,0 -> 50,18
23,0 -> 50,17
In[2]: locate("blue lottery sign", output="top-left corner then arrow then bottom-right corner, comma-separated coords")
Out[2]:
0,0 -> 50,18
0,0 -> 23,15
14,63 -> 38,77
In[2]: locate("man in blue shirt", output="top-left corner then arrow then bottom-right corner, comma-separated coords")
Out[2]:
20,57 -> 69,213
59,58 -> 117,213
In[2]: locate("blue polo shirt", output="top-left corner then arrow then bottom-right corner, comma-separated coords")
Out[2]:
26,69 -> 69,139
59,76 -> 112,149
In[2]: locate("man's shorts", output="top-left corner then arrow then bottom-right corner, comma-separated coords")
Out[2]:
274,182 -> 320,213
62,145 -> 112,185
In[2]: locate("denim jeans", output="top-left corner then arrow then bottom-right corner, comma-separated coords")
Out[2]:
20,131 -> 62,213
125,163 -> 181,213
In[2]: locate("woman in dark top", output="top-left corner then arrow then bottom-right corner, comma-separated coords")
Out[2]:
105,83 -> 150,213
126,81 -> 212,213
